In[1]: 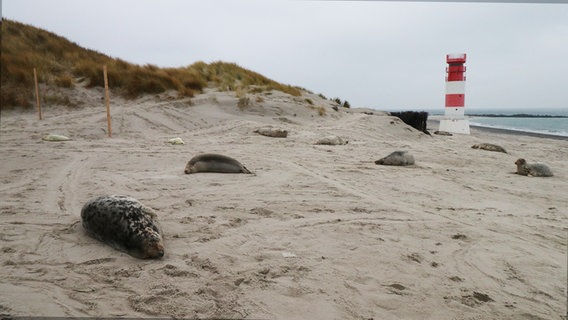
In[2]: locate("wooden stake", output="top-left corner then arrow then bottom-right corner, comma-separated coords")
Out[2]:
103,65 -> 112,137
33,68 -> 42,120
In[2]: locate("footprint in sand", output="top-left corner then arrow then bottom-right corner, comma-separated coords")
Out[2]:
451,234 -> 467,240
161,264 -> 197,278
79,257 -> 116,265
249,207 -> 275,217
460,291 -> 494,307
385,283 -> 407,295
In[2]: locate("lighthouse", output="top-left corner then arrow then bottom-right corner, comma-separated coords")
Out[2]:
439,53 -> 470,134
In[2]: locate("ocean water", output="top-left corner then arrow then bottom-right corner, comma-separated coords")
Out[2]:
426,108 -> 568,137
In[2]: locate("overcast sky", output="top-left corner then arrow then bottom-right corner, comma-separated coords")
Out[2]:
3,0 -> 567,111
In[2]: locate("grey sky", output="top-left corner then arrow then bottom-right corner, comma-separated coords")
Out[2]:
3,0 -> 567,110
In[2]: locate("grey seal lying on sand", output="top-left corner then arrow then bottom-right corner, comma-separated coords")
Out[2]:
514,158 -> 553,177
254,127 -> 288,138
42,134 -> 71,141
81,195 -> 164,259
471,143 -> 507,154
315,135 -> 348,146
184,153 -> 252,174
375,151 -> 415,166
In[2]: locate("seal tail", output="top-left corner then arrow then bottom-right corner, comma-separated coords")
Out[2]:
242,166 -> 253,174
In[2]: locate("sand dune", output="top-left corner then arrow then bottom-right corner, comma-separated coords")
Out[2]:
1,85 -> 566,319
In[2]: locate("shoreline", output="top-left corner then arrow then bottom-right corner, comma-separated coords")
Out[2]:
427,120 -> 568,141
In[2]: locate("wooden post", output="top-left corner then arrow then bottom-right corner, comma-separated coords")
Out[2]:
33,68 -> 42,120
103,65 -> 112,137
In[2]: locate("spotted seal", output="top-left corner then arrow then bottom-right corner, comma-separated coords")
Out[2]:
81,195 -> 164,259
471,143 -> 507,153
375,151 -> 415,166
514,158 -> 553,177
184,153 -> 252,174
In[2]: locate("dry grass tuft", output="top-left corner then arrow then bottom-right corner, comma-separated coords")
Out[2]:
55,74 -> 74,88
44,93 -> 74,107
306,104 -> 326,116
237,97 -> 250,111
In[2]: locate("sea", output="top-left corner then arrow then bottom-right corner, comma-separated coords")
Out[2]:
427,108 -> 568,138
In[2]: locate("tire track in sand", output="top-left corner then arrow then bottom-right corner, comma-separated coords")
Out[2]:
43,152 -> 91,216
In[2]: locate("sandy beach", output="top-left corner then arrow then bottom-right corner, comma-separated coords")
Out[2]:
1,85 -> 566,320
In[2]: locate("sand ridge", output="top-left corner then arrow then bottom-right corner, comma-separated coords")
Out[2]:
1,86 -> 566,319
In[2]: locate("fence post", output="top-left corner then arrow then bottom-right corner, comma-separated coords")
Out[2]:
103,65 -> 112,137
33,68 -> 42,120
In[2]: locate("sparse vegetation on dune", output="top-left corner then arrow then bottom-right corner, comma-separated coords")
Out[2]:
1,19 -> 110,108
1,19 -> 302,109
305,104 -> 327,116
199,61 -> 302,97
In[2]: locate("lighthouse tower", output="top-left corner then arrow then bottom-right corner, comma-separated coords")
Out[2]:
439,53 -> 470,134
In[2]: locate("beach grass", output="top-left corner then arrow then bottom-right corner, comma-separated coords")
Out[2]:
1,19 -> 301,109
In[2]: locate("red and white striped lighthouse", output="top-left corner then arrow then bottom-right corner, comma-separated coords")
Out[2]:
439,53 -> 470,134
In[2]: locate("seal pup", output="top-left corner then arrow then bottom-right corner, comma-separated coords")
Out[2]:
375,151 -> 415,166
81,195 -> 164,259
472,143 -> 507,154
514,158 -> 553,177
315,135 -> 348,146
254,127 -> 288,138
184,153 -> 252,174
166,137 -> 184,145
42,134 -> 71,141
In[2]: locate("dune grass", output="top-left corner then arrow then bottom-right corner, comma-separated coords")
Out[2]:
1,19 -> 302,109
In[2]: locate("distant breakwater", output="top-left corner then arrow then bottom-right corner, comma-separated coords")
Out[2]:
468,114 -> 568,118
390,111 -> 430,134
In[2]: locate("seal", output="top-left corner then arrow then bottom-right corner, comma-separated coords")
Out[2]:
184,153 -> 252,174
514,158 -> 553,177
166,137 -> 184,145
472,143 -> 507,153
375,151 -> 415,166
254,127 -> 288,138
42,134 -> 71,141
81,195 -> 164,259
315,135 -> 348,146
